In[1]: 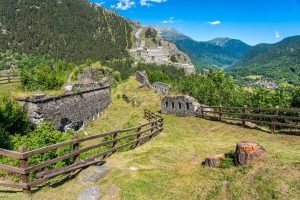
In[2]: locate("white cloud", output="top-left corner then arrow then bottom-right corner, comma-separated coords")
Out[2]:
140,0 -> 167,7
111,0 -> 135,10
207,20 -> 221,25
275,31 -> 280,39
161,17 -> 175,24
95,2 -> 105,6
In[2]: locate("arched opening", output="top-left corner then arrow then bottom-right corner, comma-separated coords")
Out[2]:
166,101 -> 169,107
172,102 -> 175,108
179,103 -> 182,109
186,103 -> 189,110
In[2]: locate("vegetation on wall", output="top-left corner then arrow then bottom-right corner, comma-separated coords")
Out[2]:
19,56 -> 74,91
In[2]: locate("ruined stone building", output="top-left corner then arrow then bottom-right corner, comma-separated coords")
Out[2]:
161,95 -> 209,117
173,63 -> 196,74
141,47 -> 169,64
152,82 -> 171,94
135,71 -> 150,86
17,68 -> 112,132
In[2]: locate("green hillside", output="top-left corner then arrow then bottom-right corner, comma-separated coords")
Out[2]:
156,27 -> 251,69
0,0 -> 133,63
2,77 -> 299,200
228,36 -> 300,85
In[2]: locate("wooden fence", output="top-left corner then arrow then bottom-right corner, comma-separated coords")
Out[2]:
0,74 -> 20,85
201,105 -> 300,133
0,109 -> 163,193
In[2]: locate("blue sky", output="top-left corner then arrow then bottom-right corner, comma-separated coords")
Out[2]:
90,0 -> 300,45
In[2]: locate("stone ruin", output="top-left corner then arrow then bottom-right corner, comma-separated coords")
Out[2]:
135,71 -> 150,87
161,95 -> 209,117
17,71 -> 112,132
152,82 -> 171,94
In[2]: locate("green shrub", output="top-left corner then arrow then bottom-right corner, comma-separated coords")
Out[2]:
0,95 -> 31,137
291,87 -> 300,108
10,123 -> 73,170
148,70 -> 171,84
19,56 -> 73,91
0,126 -> 10,149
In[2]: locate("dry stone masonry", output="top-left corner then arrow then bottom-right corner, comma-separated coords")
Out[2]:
161,95 -> 209,117
17,81 -> 111,131
152,82 -> 171,94
135,71 -> 150,86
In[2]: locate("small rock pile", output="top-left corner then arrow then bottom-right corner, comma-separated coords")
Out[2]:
203,141 -> 266,168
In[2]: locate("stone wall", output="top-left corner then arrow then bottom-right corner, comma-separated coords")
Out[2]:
152,82 -> 171,94
17,82 -> 111,131
161,95 -> 209,117
135,71 -> 149,86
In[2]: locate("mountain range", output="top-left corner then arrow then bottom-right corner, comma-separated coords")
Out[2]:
155,27 -> 251,69
1,0 -> 300,85
156,26 -> 300,85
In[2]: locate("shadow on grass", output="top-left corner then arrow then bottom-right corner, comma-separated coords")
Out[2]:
200,116 -> 300,136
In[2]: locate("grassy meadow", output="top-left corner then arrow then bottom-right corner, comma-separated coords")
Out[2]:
0,77 -> 299,200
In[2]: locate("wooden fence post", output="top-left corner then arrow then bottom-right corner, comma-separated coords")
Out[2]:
201,106 -> 205,118
219,105 -> 223,122
72,134 -> 80,163
132,125 -> 142,149
110,130 -> 118,156
19,145 -> 30,193
272,106 -> 279,134
242,105 -> 248,127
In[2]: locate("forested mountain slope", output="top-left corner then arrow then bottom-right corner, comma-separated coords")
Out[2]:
228,36 -> 300,85
0,0 -> 133,63
156,27 -> 251,69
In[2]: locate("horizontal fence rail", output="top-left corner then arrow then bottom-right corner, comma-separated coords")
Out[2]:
0,109 -> 163,192
0,74 -> 20,85
201,105 -> 300,132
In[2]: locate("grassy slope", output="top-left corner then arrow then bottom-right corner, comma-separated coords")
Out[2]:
1,77 -> 300,200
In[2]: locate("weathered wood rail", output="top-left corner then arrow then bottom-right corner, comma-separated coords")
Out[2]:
201,105 -> 300,133
0,74 -> 20,85
0,109 -> 163,192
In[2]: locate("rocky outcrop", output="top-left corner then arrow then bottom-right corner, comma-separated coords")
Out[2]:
77,165 -> 112,184
17,81 -> 111,131
236,142 -> 266,165
77,186 -> 101,200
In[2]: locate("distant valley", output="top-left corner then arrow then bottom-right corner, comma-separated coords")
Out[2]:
156,27 -> 300,85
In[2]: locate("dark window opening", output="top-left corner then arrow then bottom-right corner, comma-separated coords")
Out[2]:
179,103 -> 182,109
172,102 -> 175,108
166,101 -> 169,107
186,103 -> 189,110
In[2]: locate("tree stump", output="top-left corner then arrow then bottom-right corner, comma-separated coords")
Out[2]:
236,141 -> 266,165
203,154 -> 224,168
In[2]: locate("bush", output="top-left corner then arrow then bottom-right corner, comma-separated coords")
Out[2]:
148,70 -> 171,84
10,123 -> 73,170
19,56 -> 73,91
0,126 -> 10,149
0,95 -> 31,137
291,87 -> 300,108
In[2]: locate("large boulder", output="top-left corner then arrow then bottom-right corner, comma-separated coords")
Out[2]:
236,142 -> 266,165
